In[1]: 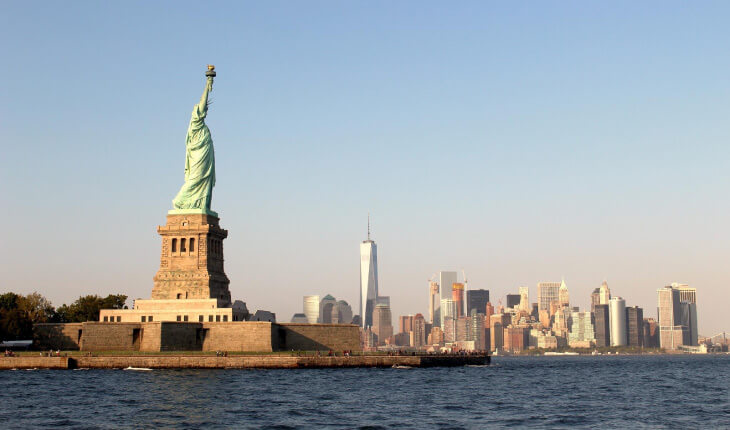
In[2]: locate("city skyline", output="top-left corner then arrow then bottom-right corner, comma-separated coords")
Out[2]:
1,3 -> 729,335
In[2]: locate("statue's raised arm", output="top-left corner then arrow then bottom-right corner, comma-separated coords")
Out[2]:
171,66 -> 218,216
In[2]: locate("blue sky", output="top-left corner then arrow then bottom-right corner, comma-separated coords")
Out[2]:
1,2 -> 728,334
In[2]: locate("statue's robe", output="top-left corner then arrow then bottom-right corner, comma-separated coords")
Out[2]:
172,99 -> 216,211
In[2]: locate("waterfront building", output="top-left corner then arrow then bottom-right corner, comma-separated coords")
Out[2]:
609,297 -> 627,346
439,271 -> 458,311
657,285 -> 684,350
558,280 -> 570,308
400,315 -> 414,334
428,326 -> 444,346
429,281 -> 440,328
506,294 -> 521,309
467,289 -> 490,318
490,314 -> 510,351
452,283 -> 465,317
393,332 -> 410,346
468,311 -> 486,350
599,281 -> 611,305
319,294 -> 337,324
643,318 -> 659,348
360,221 -> 379,328
569,311 -> 595,347
504,326 -> 529,352
537,333 -> 559,349
626,306 -> 644,347
303,295 -> 320,324
537,281 -> 561,312
594,304 -> 610,347
372,303 -> 392,346
290,313 -> 308,323
680,301 -> 698,346
411,313 -> 426,347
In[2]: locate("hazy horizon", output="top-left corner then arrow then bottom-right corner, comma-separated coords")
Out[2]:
1,2 -> 728,335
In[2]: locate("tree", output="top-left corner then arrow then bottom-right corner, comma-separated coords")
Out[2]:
18,292 -> 56,323
56,294 -> 128,323
0,292 -> 20,312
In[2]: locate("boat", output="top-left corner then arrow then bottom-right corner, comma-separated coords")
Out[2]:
544,352 -> 579,356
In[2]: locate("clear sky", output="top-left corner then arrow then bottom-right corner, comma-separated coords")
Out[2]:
1,2 -> 728,335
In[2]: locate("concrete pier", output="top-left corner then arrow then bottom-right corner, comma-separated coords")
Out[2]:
0,354 -> 489,370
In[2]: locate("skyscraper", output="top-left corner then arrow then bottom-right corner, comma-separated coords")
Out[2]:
599,281 -> 611,305
594,304 -> 610,347
519,286 -> 529,313
399,315 -> 414,334
319,294 -> 337,323
411,314 -> 427,347
452,283 -> 465,317
626,306 -> 644,347
372,303 -> 392,345
440,298 -> 458,331
439,271 -> 458,310
303,295 -> 320,324
657,285 -> 683,350
506,294 -> 521,309
558,280 -> 569,308
673,283 -> 697,304
679,301 -> 698,346
590,288 -> 601,313
429,281 -> 440,327
465,289 -> 489,317
360,220 -> 378,328
569,311 -> 595,347
609,297 -> 627,346
537,281 -> 561,312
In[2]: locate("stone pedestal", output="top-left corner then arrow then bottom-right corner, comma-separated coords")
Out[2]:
151,212 -> 231,306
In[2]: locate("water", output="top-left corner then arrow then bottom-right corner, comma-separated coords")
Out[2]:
1,355 -> 728,428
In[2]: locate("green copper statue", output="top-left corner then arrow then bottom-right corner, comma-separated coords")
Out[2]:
171,65 -> 218,215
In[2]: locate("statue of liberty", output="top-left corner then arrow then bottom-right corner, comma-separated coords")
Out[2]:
172,65 -> 217,215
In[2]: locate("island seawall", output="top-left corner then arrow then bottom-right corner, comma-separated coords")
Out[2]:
0,354 -> 489,370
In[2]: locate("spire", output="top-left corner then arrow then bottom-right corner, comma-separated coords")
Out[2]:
367,213 -> 370,241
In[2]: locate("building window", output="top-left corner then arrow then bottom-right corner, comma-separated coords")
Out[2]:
171,238 -> 177,253
223,315 -> 228,322
184,315 -> 189,322
209,315 -> 213,322
189,238 -> 195,253
103,316 -> 108,322
141,316 -> 146,322
176,315 -> 181,322
181,238 -> 187,252
149,316 -> 153,322
216,315 -> 221,322
116,316 -> 121,322
199,315 -> 204,322
177,293 -> 182,299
